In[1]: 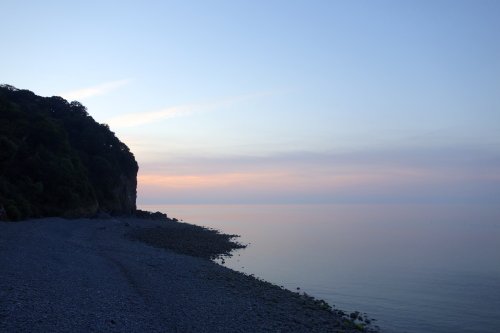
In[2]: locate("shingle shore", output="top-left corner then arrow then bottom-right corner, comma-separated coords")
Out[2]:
0,217 -> 379,332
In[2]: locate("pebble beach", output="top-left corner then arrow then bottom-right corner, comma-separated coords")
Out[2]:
0,217 -> 379,332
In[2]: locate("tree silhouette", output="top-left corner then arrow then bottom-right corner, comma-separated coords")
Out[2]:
0,84 -> 138,220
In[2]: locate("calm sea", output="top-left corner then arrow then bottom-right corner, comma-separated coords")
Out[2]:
140,204 -> 500,333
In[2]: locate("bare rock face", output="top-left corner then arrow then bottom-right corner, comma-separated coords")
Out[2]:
123,174 -> 138,215
108,174 -> 137,215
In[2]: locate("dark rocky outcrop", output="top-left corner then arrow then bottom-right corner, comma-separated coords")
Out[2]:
0,84 -> 138,220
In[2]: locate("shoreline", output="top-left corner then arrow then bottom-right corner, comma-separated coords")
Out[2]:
0,217 -> 379,332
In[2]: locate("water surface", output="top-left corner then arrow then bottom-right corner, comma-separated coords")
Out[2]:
141,204 -> 500,333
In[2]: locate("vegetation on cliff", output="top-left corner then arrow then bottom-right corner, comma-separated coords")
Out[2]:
0,84 -> 138,220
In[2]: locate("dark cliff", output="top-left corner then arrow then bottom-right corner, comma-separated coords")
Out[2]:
0,84 -> 138,220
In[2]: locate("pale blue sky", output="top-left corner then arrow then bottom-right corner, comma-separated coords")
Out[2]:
1,0 -> 499,204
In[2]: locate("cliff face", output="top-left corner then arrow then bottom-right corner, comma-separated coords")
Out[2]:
0,85 -> 138,220
108,173 -> 138,216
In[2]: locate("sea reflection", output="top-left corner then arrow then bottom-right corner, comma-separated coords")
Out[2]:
140,204 -> 500,333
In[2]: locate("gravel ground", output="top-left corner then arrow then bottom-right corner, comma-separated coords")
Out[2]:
0,217 -> 379,332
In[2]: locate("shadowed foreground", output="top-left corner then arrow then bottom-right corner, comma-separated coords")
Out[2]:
0,218 -> 378,332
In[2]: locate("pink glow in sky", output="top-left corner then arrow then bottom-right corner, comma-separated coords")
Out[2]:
1,1 -> 499,205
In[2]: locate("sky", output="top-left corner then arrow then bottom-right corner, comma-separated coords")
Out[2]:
1,0 -> 499,205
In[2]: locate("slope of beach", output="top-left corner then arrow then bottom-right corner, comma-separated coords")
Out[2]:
0,217 -> 378,332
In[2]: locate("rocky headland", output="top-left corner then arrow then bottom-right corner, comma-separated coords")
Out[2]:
0,84 -> 138,220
